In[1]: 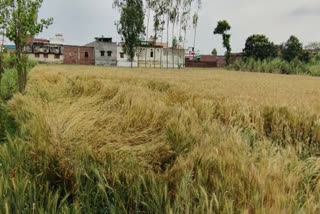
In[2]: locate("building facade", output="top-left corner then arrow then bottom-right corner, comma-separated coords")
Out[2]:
24,36 -> 64,64
117,42 -> 185,68
86,37 -> 117,66
64,45 -> 95,65
21,34 -> 185,68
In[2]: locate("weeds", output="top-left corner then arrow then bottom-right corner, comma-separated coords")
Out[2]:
230,57 -> 320,76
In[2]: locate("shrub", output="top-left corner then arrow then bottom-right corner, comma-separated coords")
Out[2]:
229,58 -> 314,75
2,53 -> 16,69
0,69 -> 18,100
0,54 -> 37,100
0,99 -> 16,143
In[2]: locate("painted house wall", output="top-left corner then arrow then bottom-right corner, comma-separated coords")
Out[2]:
64,45 -> 95,65
116,45 -> 138,67
137,47 -> 162,68
161,48 -> 185,68
117,45 -> 185,68
86,41 -> 117,66
23,43 -> 64,64
28,53 -> 64,64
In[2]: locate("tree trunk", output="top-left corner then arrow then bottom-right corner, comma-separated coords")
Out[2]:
0,56 -> 3,96
0,30 -> 5,95
145,9 -> 151,68
166,15 -> 169,69
137,48 -> 140,68
160,28 -> 164,69
172,21 -> 175,69
193,25 -> 197,61
15,43 -> 28,93
154,28 -> 157,68
16,45 -> 24,93
178,23 -> 181,69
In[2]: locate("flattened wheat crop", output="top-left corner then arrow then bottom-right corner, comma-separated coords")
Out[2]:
1,65 -> 320,213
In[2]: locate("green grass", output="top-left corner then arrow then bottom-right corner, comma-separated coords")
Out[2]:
230,57 -> 320,76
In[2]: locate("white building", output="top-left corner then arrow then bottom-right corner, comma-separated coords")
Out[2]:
117,42 -> 185,68
49,34 -> 64,45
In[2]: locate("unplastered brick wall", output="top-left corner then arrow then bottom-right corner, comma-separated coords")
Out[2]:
64,45 -> 95,65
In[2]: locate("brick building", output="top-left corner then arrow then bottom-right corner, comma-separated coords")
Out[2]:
185,53 -> 243,68
64,45 -> 95,65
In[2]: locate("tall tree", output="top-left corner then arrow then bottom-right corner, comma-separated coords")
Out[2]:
116,0 -> 145,68
151,0 -> 165,68
145,0 -> 152,68
159,5 -> 166,69
0,29 -> 5,94
181,0 -> 192,67
0,1 -> 9,94
170,5 -> 179,68
165,0 -> 172,69
214,20 -> 231,65
154,0 -> 167,68
192,0 -> 201,61
0,0 -> 53,93
282,35 -> 303,62
178,0 -> 190,68
243,34 -> 278,60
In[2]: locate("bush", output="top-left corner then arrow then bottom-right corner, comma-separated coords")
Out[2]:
0,99 -> 16,143
0,54 -> 37,100
229,58 -> 315,75
0,69 -> 18,100
2,53 -> 16,69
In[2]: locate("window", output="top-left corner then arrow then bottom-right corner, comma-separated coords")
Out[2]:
35,53 -> 40,58
100,51 -> 105,57
54,54 -> 60,59
120,52 -> 124,58
44,53 -> 48,59
150,50 -> 154,58
85,52 -> 89,58
107,51 -> 112,57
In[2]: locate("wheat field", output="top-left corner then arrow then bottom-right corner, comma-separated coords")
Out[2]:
1,64 -> 320,213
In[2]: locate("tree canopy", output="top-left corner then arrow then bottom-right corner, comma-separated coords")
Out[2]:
116,0 -> 145,67
213,20 -> 231,35
0,0 -> 53,92
282,35 -> 303,62
243,34 -> 278,60
214,20 -> 231,65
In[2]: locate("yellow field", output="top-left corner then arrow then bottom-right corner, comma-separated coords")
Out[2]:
32,65 -> 320,110
6,64 -> 320,212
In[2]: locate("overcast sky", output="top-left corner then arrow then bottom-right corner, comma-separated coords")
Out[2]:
34,0 -> 320,55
